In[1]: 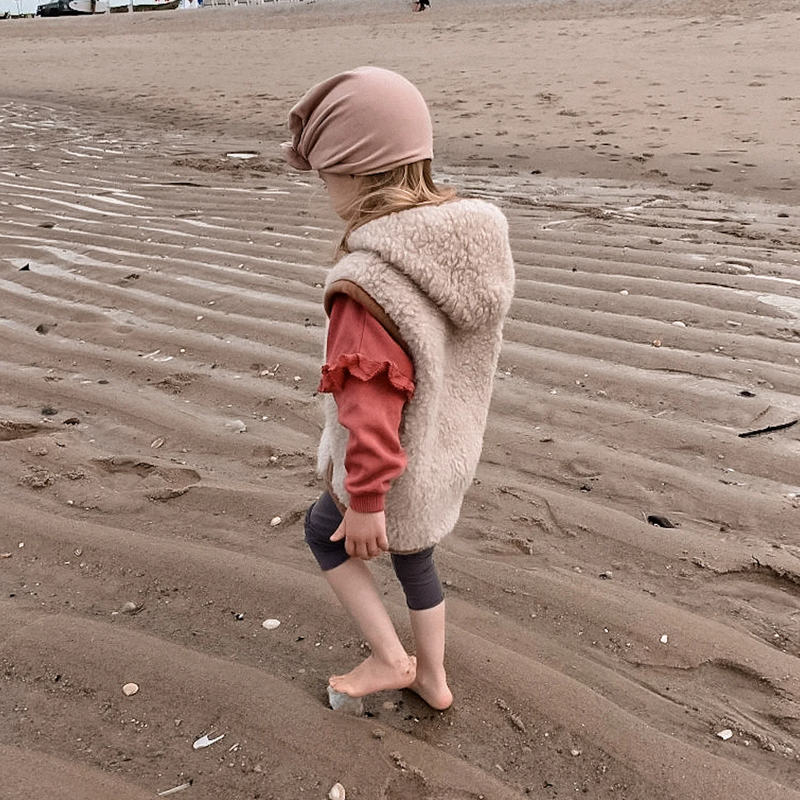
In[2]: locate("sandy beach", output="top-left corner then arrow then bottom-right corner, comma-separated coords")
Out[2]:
2,1 -> 800,798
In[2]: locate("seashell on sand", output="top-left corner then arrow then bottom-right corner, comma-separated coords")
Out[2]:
328,783 -> 346,800
270,516 -> 282,527
122,682 -> 139,696
262,618 -> 281,630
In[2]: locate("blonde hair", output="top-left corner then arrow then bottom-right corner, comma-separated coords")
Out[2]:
337,160 -> 455,254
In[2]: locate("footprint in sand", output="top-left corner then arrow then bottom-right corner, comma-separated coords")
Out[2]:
93,457 -> 200,501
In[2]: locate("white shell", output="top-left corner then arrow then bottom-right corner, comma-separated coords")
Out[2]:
328,783 -> 346,800
122,682 -> 139,696
717,729 -> 733,741
262,618 -> 281,630
270,516 -> 282,527
193,733 -> 225,749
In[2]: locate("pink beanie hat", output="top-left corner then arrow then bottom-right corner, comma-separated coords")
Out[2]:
284,67 -> 434,176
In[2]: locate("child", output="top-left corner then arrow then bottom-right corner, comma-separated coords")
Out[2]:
284,67 -> 514,710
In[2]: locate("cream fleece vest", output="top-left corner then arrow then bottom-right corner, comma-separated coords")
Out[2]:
318,198 -> 515,553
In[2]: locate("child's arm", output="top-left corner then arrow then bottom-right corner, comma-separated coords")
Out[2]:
319,295 -> 415,558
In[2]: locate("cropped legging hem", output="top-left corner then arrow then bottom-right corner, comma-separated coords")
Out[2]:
304,492 -> 444,611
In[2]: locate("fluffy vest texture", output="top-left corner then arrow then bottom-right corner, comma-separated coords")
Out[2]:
318,198 -> 515,553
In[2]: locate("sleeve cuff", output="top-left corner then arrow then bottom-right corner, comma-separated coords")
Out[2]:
349,493 -> 386,513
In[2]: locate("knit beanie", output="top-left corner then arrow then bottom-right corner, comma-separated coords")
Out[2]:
284,66 -> 434,176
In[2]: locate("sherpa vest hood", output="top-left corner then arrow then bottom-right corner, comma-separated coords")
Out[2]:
318,198 -> 515,553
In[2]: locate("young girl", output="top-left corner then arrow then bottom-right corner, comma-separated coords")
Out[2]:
284,67 -> 514,710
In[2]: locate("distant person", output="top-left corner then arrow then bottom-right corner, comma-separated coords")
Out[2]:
284,67 -> 514,709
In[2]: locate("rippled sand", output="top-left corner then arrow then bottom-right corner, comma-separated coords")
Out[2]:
2,2 -> 800,799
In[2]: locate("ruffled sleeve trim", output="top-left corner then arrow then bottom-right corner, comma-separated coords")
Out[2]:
319,353 -> 415,399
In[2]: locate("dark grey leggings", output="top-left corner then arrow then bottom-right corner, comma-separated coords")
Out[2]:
304,493 -> 444,611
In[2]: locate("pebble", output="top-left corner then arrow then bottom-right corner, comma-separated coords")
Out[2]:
270,516 -> 282,527
120,601 -> 139,614
262,618 -> 281,630
122,682 -> 139,696
327,686 -> 364,716
717,729 -> 733,741
224,420 -> 247,433
328,783 -> 346,800
660,634 -> 669,644
672,320 -> 686,327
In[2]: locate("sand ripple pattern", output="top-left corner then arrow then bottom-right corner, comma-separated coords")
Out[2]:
1,102 -> 799,800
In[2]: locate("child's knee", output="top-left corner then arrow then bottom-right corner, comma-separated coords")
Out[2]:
304,494 -> 349,571
392,548 -> 444,610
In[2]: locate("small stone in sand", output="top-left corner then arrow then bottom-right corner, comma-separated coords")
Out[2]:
717,729 -> 733,741
327,686 -> 364,716
270,516 -> 282,527
262,618 -> 281,630
122,682 -> 139,696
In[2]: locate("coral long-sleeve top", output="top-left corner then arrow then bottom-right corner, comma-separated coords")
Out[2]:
318,295 -> 415,513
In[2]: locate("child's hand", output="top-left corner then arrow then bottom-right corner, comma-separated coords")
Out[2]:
330,508 -> 389,560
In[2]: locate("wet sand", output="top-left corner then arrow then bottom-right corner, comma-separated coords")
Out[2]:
2,1 -> 800,798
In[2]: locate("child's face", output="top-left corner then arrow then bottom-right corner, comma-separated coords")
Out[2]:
319,171 -> 363,221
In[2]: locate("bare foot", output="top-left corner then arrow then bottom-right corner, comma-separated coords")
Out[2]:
329,654 -> 416,698
409,668 -> 453,711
